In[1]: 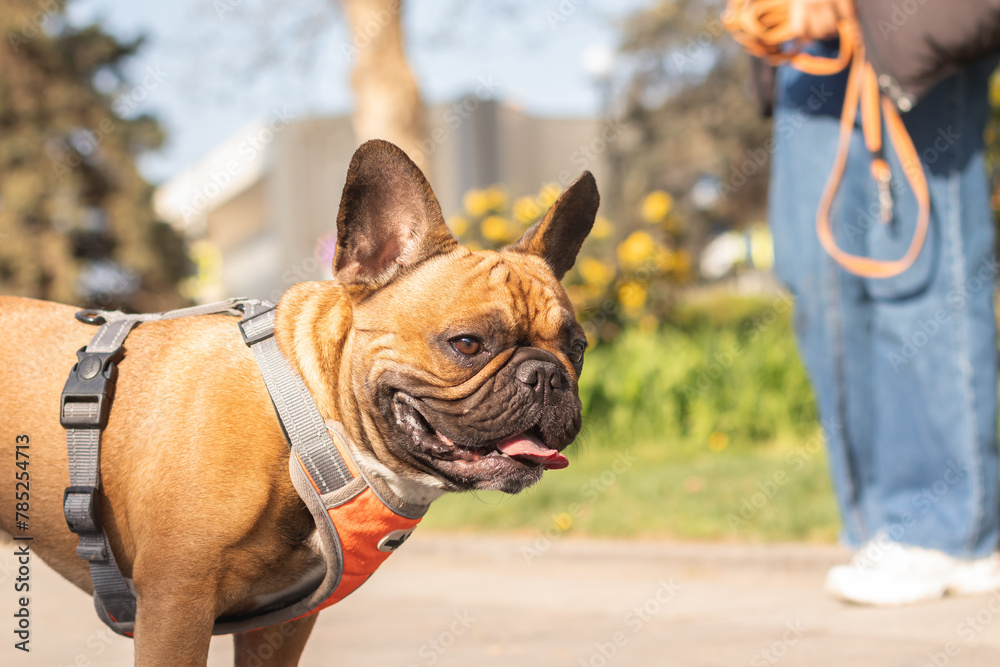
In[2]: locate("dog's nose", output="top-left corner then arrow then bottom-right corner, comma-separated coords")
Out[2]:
516,359 -> 563,393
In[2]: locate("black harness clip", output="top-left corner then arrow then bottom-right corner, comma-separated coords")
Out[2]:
60,346 -> 126,429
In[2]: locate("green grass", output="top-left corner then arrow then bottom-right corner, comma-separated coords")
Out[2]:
423,440 -> 839,542
421,291 -> 841,543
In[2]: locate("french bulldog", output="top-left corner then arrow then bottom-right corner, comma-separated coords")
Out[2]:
0,139 -> 598,666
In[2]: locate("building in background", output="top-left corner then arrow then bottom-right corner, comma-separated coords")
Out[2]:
154,99 -> 609,303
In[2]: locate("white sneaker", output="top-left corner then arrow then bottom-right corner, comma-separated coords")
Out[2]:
825,532 -> 1000,606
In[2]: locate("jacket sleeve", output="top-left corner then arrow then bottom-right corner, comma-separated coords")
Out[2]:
856,0 -> 1000,110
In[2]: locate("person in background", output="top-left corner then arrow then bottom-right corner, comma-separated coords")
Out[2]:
768,0 -> 1000,605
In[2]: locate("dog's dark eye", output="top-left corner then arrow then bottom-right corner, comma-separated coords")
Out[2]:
451,336 -> 482,356
567,341 -> 586,365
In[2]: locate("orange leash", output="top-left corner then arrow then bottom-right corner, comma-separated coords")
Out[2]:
724,1 -> 930,279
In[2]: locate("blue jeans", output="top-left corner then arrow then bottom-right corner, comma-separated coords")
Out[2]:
769,48 -> 1000,558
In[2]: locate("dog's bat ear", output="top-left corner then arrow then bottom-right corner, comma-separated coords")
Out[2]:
334,139 -> 457,286
507,172 -> 600,280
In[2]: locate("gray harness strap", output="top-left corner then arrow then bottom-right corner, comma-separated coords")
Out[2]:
60,297 -> 361,637
63,317 -> 147,634
238,304 -> 353,494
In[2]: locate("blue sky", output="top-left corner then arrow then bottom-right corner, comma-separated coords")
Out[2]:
67,0 -> 652,184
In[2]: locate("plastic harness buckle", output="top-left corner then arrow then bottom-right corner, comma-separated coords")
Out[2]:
64,485 -> 102,534
238,305 -> 276,346
60,346 -> 126,429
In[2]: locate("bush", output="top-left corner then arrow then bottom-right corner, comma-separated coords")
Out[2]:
577,292 -> 818,457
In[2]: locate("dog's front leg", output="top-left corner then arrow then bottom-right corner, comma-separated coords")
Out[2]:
132,578 -> 217,667
233,615 -> 318,667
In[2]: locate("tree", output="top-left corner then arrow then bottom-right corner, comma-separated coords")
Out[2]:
614,0 -> 772,252
340,0 -> 426,171
0,0 -> 189,311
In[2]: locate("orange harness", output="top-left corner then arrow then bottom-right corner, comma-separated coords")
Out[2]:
291,427 -> 423,619
219,302 -> 430,635
724,0 -> 930,279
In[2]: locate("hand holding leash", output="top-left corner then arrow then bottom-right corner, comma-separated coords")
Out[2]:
788,0 -> 855,41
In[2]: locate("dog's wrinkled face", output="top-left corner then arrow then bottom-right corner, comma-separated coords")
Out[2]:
333,140 -> 598,493
354,250 -> 587,492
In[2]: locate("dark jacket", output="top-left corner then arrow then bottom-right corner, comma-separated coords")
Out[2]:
857,0 -> 1000,110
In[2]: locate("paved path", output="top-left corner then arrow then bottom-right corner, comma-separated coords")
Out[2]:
3,534 -> 1000,666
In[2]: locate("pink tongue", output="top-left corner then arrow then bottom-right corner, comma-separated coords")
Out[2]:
497,432 -> 569,470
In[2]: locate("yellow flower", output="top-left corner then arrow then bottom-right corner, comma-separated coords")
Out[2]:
538,183 -> 562,209
638,313 -> 658,332
178,277 -> 199,301
654,246 -> 675,272
708,432 -> 730,451
671,250 -> 692,278
481,215 -> 512,242
179,240 -> 222,301
662,214 -> 682,234
190,239 -> 222,274
463,189 -> 491,218
617,281 -> 647,312
448,215 -> 469,237
513,196 -> 542,225
485,184 -> 508,213
553,513 -> 573,531
591,216 -> 613,239
747,224 -> 775,271
641,190 -> 673,224
579,257 -> 615,286
583,283 -> 605,300
617,230 -> 655,269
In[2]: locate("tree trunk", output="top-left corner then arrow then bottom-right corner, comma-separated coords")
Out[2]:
341,0 -> 427,172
